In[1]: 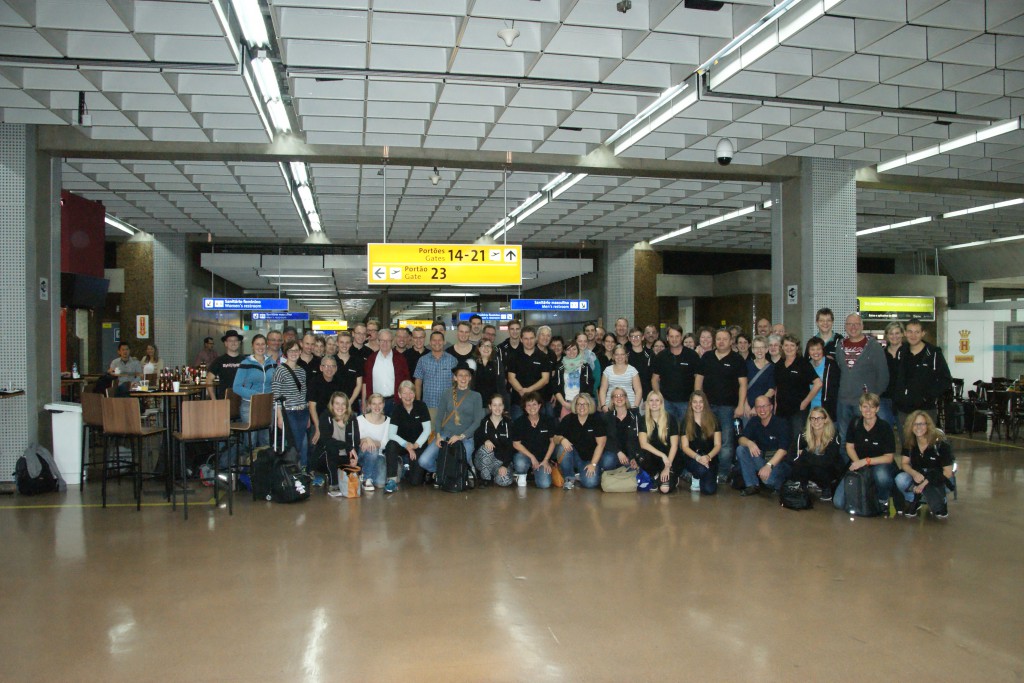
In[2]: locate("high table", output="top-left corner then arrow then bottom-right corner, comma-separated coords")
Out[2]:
60,378 -> 86,402
130,385 -> 207,500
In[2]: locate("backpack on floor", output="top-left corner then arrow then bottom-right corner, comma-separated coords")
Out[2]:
840,469 -> 882,517
270,459 -> 311,503
779,480 -> 812,510
437,441 -> 470,493
14,444 -> 63,496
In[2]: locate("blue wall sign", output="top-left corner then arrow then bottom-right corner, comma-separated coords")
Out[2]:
252,312 -> 310,321
203,298 -> 289,311
510,299 -> 590,311
457,312 -> 514,322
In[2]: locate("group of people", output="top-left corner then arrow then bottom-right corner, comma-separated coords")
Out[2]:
188,309 -> 955,518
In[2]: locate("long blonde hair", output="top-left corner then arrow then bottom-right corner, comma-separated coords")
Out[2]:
684,390 -> 718,441
801,407 -> 835,453
643,390 -> 669,443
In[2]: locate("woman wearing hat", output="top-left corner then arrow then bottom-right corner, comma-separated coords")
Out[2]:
418,361 -> 485,478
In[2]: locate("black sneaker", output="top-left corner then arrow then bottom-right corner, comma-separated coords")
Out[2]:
932,508 -> 949,519
740,486 -> 760,497
905,500 -> 921,517
820,488 -> 833,502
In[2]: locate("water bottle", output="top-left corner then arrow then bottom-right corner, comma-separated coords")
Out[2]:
72,362 -> 79,379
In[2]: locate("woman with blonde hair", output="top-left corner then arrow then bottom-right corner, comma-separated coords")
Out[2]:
555,393 -> 609,490
895,411 -> 954,518
635,390 -> 680,494
790,406 -> 844,501
680,390 -> 721,494
356,393 -> 391,492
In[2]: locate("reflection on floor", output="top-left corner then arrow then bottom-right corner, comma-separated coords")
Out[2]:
1,435 -> 1022,682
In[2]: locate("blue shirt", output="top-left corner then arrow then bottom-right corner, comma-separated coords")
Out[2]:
742,415 -> 790,456
810,361 -> 826,409
413,352 -> 458,409
746,358 -> 776,408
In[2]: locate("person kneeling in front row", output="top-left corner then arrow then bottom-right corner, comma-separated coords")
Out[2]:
680,390 -> 721,495
634,390 -> 681,494
790,406 -> 844,501
418,363 -> 485,479
555,393 -> 609,490
895,411 -> 954,519
510,392 -> 556,489
473,394 -> 515,487
833,392 -> 896,511
737,395 -> 790,495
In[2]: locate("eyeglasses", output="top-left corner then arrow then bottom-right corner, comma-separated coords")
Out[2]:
809,416 -> 826,421
913,422 -> 928,427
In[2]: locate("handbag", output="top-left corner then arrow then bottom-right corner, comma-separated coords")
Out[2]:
550,462 -> 564,488
600,466 -> 637,493
335,466 -> 362,498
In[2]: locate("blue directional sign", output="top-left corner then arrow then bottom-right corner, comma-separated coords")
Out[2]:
203,298 -> 289,311
510,299 -> 590,312
252,312 -> 310,321
457,312 -> 514,322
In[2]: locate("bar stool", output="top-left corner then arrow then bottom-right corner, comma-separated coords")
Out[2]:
172,399 -> 231,520
100,398 -> 165,510
80,393 -> 105,488
226,392 -> 272,513
225,387 -> 242,421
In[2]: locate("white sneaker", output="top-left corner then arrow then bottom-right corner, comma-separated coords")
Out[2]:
690,476 -> 701,492
563,478 -> 575,490
363,479 -> 375,492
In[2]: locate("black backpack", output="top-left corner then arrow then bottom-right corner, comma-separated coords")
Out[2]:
269,459 -> 311,503
436,441 -> 471,493
779,480 -> 812,510
840,469 -> 882,517
14,446 -> 60,496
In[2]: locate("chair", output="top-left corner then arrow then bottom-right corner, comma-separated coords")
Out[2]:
950,378 -> 964,401
100,398 -> 165,510
79,393 -> 105,488
172,399 -> 231,520
989,390 -> 1012,440
229,392 -> 273,468
225,388 -> 242,421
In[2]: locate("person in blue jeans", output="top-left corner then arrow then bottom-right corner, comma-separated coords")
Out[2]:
833,392 -> 896,511
418,363 -> 485,476
555,394 -> 610,490
511,392 -> 557,489
695,329 -> 748,481
736,395 -> 791,495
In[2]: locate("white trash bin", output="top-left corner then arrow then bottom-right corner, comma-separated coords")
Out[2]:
45,402 -> 83,486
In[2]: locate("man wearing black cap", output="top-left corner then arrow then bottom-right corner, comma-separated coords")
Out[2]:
206,330 -> 244,400
192,336 -> 218,368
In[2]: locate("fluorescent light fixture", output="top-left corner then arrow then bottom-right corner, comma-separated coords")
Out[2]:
243,68 -> 274,138
878,116 -> 1022,173
762,199 -> 774,209
514,197 -> 548,223
698,0 -> 800,74
551,173 -> 587,199
855,215 -> 931,237
943,197 -> 1023,219
104,214 -> 136,235
612,88 -> 699,155
308,212 -> 322,232
509,192 -> 543,218
696,204 -> 757,229
708,54 -> 743,90
290,161 -> 309,186
260,274 -> 332,279
990,234 -> 1024,244
297,185 -> 315,210
649,226 -> 692,245
485,217 -> 510,237
250,56 -> 280,101
230,0 -> 269,48
266,99 -> 290,132
434,293 -> 478,297
944,232 -> 1024,251
541,173 -> 570,193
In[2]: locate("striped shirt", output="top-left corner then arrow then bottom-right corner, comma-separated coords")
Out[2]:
272,364 -> 307,410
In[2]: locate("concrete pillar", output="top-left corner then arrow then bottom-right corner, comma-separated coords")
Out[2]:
1,124 -> 60,467
605,241 -> 635,327
773,158 -> 857,340
633,241 -> 662,329
153,234 -> 188,365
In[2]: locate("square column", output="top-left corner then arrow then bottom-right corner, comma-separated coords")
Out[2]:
773,158 -> 857,340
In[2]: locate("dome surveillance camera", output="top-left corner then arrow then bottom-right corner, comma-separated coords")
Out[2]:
715,138 -> 734,166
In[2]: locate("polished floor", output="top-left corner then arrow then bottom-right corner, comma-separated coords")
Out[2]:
2,436 -> 1022,682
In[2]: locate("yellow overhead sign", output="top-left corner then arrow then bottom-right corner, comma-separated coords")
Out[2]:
857,296 -> 935,320
398,320 -> 434,329
312,320 -> 348,331
367,243 -> 522,286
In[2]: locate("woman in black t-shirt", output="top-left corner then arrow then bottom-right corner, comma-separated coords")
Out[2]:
774,334 -> 821,455
895,411 -> 955,518
472,339 -> 507,408
791,406 -> 844,501
603,387 -> 639,467
636,390 -> 680,494
680,390 -> 721,495
387,380 -> 432,486
555,394 -> 609,490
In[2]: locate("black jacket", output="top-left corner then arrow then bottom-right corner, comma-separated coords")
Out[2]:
551,361 -> 596,404
603,408 -> 640,459
314,411 -> 359,462
474,415 -> 515,466
895,342 -> 952,412
815,357 -> 841,421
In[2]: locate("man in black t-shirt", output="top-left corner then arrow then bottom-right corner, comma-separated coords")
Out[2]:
626,327 -> 653,402
651,324 -> 700,422
696,328 -> 748,480
206,330 -> 244,400
403,326 -> 429,377
507,326 -> 552,420
511,392 -> 557,489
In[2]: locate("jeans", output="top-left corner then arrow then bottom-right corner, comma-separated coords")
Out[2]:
282,409 -> 309,469
832,463 -> 896,509
737,446 -> 790,491
780,411 -> 806,456
357,449 -> 386,488
836,401 -> 860,445
894,471 -> 948,512
418,437 -> 475,474
878,398 -> 897,430
558,446 -> 614,489
512,453 -> 553,489
711,404 -> 738,476
664,400 -> 688,424
681,456 -> 719,495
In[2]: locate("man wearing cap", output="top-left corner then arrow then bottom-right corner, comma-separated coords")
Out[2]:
192,336 -> 218,368
362,328 -> 410,416
206,330 -> 244,400
418,361 -> 485,475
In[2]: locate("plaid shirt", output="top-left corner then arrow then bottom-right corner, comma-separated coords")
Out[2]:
413,351 -> 457,408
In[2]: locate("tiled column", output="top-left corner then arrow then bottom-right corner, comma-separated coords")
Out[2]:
774,158 -> 857,339
604,241 -> 635,327
153,234 -> 189,366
